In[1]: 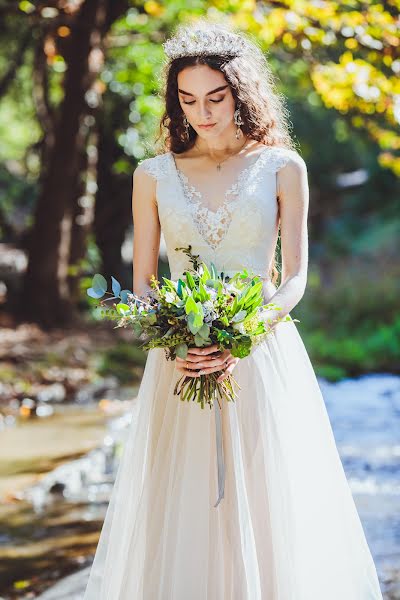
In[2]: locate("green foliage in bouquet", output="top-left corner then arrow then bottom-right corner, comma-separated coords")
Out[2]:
87,246 -> 297,409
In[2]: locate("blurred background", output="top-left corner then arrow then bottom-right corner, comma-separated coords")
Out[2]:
0,0 -> 399,598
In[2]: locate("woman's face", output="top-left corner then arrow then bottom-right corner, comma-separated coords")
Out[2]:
177,64 -> 236,139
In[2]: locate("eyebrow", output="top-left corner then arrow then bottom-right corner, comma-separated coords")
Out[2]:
178,84 -> 229,97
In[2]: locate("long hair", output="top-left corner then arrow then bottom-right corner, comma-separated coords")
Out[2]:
155,19 -> 297,284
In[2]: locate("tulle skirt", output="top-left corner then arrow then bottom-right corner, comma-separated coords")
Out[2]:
83,317 -> 383,599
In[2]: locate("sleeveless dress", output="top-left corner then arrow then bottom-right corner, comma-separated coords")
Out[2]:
83,146 -> 383,599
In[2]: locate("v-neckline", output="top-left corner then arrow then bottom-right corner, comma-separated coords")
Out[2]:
168,145 -> 272,251
169,145 -> 270,217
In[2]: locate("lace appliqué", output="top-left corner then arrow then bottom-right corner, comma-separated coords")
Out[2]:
172,146 -> 293,250
175,171 -> 241,249
138,154 -> 172,181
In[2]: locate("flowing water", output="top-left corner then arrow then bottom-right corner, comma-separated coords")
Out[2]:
1,374 -> 399,599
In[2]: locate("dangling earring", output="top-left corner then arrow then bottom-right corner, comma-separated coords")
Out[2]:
182,114 -> 190,142
233,103 -> 244,139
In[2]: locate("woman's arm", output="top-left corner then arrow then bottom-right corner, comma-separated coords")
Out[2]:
131,164 -> 161,297
263,152 -> 310,325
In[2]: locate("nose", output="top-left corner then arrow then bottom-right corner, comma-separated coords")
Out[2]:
198,101 -> 212,120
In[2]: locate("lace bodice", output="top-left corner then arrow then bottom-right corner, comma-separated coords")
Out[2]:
137,146 -> 297,280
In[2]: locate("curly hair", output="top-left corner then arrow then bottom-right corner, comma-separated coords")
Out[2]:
154,19 -> 298,284
156,20 -> 296,154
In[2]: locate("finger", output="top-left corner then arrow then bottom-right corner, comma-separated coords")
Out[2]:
176,365 -> 201,378
217,359 -> 238,382
198,363 -> 228,376
188,344 -> 220,356
186,350 -> 223,365
178,351 -> 231,373
189,351 -> 230,370
202,353 -> 232,371
191,348 -> 229,363
176,354 -> 202,366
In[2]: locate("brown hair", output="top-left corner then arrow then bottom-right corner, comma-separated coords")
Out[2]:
155,19 -> 298,285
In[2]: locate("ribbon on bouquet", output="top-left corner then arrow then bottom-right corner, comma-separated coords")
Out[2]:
213,392 -> 225,508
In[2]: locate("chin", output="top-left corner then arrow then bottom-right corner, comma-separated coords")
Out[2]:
197,127 -> 219,137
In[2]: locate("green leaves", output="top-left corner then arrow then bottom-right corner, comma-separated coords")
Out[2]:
194,323 -> 211,346
120,290 -> 131,303
231,309 -> 247,323
86,274 -> 132,304
186,271 -> 196,290
184,295 -> 198,315
111,276 -> 121,298
116,303 -> 130,316
86,247 -> 294,400
231,335 -> 252,358
176,278 -> 187,299
184,294 -> 205,334
87,274 -> 107,299
176,343 -> 188,359
187,311 -> 204,334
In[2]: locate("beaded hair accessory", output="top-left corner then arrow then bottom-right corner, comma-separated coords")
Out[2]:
163,26 -> 248,60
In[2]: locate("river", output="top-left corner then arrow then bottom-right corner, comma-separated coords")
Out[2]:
1,373 -> 399,599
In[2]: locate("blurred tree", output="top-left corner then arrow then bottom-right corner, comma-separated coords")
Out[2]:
15,0 -> 130,326
229,0 -> 400,173
0,0 -> 398,335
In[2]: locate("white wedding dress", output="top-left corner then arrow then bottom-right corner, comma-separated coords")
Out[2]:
83,146 -> 383,599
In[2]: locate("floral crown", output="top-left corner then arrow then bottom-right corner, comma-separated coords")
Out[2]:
163,26 -> 248,60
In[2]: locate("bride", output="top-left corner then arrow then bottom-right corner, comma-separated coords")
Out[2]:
83,19 -> 383,600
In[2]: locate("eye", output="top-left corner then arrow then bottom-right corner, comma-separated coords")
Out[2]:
182,97 -> 225,105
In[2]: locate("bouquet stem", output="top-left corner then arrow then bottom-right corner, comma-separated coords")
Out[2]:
174,371 -> 241,409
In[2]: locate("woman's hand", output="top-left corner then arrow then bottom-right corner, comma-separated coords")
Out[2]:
175,344 -> 239,383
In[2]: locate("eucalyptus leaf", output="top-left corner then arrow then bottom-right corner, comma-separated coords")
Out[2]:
187,311 -> 203,334
120,290 -> 131,303
111,276 -> 121,298
176,343 -> 188,359
87,273 -> 107,298
198,323 -> 210,338
194,333 -> 208,346
87,287 -> 104,299
231,309 -> 247,323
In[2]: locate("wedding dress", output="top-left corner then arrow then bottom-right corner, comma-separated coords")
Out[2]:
83,145 -> 383,599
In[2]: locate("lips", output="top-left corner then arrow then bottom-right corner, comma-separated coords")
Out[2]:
198,123 -> 216,129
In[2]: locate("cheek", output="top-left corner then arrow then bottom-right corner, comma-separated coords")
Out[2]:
218,105 -> 234,124
218,99 -> 234,119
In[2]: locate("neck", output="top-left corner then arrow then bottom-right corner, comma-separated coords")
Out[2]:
194,128 -> 250,159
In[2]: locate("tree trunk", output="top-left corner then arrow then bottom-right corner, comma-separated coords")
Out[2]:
21,0 -> 129,327
94,111 -> 133,287
22,0 -> 103,327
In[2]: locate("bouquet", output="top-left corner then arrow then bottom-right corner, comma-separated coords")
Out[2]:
87,246 -> 296,410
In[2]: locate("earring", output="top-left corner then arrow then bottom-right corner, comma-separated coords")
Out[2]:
182,114 -> 190,142
233,104 -> 244,139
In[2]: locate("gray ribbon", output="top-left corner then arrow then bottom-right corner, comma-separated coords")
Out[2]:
213,394 -> 225,508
